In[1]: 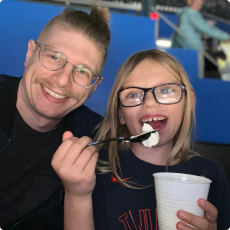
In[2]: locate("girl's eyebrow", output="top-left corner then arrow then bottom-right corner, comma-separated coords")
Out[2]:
123,81 -> 181,88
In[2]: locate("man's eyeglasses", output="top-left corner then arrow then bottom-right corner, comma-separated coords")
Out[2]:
118,83 -> 185,107
35,42 -> 101,88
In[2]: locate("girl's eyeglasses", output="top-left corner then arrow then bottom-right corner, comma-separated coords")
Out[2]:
118,83 -> 185,107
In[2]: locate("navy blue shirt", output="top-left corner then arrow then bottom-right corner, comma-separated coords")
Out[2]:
93,149 -> 230,230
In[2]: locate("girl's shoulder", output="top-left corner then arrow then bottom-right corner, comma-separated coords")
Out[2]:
182,155 -> 229,182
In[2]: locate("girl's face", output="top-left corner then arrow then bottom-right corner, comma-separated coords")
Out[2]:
119,59 -> 185,147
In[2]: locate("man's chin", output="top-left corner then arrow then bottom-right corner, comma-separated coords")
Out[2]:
36,109 -> 67,121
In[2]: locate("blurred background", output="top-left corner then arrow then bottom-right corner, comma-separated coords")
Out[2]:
0,0 -> 230,179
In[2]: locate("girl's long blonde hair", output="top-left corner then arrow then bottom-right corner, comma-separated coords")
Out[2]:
94,49 -> 196,188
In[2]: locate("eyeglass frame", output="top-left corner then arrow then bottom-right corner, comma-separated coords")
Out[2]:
118,83 -> 186,107
35,42 -> 102,89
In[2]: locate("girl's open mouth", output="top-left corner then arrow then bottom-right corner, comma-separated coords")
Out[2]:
140,117 -> 167,131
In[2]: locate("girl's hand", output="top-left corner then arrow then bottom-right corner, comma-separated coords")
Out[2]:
51,131 -> 99,199
176,198 -> 217,230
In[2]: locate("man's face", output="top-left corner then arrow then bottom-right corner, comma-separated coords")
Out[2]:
21,27 -> 102,120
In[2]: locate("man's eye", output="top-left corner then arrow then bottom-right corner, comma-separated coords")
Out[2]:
52,56 -> 59,61
49,54 -> 62,63
78,69 -> 86,74
51,53 -> 62,62
76,66 -> 89,75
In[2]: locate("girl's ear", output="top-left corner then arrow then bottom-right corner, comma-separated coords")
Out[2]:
24,39 -> 36,66
118,107 -> 126,125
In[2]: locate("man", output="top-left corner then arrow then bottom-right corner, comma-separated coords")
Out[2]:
172,0 -> 230,50
0,6 -> 110,230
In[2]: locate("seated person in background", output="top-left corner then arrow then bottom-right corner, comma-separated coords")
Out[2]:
172,0 -> 230,50
0,6 -> 110,230
52,49 -> 230,230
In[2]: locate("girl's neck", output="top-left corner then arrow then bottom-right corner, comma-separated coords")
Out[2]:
131,141 -> 180,166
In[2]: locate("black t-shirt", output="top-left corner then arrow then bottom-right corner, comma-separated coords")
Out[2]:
0,108 -> 70,228
93,149 -> 230,230
0,104 -> 102,230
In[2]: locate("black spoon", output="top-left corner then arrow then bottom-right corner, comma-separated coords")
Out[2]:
87,131 -> 156,146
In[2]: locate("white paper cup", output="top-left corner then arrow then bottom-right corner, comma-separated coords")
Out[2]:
153,172 -> 212,230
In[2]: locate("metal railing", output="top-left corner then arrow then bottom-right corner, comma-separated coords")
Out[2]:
151,7 -> 218,64
49,0 -> 226,77
50,0 -> 142,10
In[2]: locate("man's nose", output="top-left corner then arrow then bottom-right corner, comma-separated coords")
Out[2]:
142,91 -> 159,108
51,63 -> 73,88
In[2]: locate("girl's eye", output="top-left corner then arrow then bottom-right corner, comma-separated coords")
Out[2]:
128,93 -> 140,98
160,88 -> 173,94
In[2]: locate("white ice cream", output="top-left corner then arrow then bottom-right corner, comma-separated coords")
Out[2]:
130,123 -> 159,148
141,123 -> 159,148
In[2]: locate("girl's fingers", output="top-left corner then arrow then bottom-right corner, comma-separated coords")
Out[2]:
62,131 -> 74,141
176,221 -> 198,230
73,145 -> 98,171
61,136 -> 93,168
52,136 -> 78,164
198,199 -> 218,223
177,210 -> 216,230
52,136 -> 92,172
83,151 -> 99,177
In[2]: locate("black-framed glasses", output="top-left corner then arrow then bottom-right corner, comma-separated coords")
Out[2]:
118,83 -> 185,107
35,42 -> 101,88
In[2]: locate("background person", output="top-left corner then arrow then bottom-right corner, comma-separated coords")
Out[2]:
172,0 -> 230,50
52,49 -> 230,230
0,6 -> 110,230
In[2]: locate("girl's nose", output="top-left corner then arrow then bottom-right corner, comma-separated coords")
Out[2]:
142,91 -> 159,108
51,63 -> 73,88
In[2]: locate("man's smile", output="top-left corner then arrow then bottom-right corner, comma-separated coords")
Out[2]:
42,85 -> 67,99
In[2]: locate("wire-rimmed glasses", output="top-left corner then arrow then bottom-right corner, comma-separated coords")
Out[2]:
118,83 -> 185,107
35,42 -> 101,88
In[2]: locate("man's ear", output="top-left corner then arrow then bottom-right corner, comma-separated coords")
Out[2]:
24,39 -> 36,66
90,76 -> 104,93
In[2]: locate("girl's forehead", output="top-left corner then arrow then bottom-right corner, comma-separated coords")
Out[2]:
124,59 -> 182,86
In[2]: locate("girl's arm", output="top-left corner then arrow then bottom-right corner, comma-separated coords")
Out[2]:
51,131 -> 98,230
64,194 -> 95,230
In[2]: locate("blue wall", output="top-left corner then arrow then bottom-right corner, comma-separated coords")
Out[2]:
1,0 -> 230,144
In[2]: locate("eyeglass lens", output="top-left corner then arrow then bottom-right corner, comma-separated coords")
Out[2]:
119,84 -> 183,107
39,45 -> 97,87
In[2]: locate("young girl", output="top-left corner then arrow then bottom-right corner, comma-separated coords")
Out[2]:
52,49 -> 230,230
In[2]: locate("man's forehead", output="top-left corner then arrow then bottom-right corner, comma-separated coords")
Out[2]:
39,27 -> 103,72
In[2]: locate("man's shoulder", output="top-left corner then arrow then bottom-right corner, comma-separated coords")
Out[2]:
0,74 -> 11,86
72,105 -> 103,137
0,75 -> 20,89
0,74 -> 18,82
73,104 -> 102,121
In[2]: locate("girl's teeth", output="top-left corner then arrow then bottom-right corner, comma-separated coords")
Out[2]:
43,86 -> 67,99
141,117 -> 166,122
